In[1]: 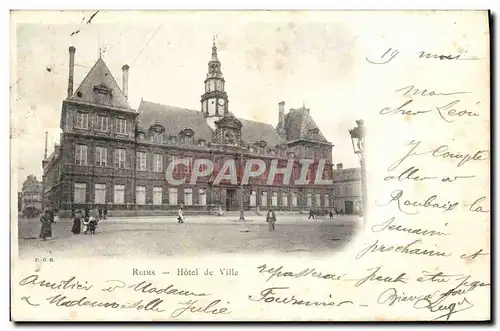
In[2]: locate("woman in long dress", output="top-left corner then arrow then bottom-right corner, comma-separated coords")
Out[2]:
71,209 -> 82,235
39,210 -> 53,240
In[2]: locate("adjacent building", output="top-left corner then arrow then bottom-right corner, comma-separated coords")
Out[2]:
332,163 -> 362,214
20,175 -> 43,213
42,42 -> 335,216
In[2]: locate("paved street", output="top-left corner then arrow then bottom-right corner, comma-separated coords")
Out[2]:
17,214 -> 360,259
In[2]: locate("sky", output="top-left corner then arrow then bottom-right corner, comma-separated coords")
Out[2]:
11,11 -> 371,189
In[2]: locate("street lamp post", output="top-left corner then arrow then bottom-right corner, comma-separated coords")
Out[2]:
239,154 -> 245,221
349,120 -> 366,217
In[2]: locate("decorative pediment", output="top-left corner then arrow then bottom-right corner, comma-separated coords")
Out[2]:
180,128 -> 195,137
93,84 -> 112,95
256,140 -> 267,148
149,120 -> 165,133
215,115 -> 242,130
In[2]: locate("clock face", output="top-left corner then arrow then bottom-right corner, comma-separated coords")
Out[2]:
218,99 -> 226,106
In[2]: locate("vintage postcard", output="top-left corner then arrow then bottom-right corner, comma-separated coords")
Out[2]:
10,10 -> 491,321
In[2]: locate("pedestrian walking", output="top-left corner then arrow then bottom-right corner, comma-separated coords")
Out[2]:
308,209 -> 315,220
39,210 -> 53,241
53,209 -> 60,223
266,208 -> 276,231
103,207 -> 108,220
177,207 -> 185,223
71,209 -> 82,235
329,210 -> 334,219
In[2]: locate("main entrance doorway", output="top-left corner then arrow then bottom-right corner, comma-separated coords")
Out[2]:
344,200 -> 354,214
226,189 -> 237,211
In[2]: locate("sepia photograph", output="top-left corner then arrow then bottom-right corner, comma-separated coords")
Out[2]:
14,12 -> 365,259
10,9 -> 490,322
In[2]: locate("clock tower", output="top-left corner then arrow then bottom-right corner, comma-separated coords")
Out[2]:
201,41 -> 229,131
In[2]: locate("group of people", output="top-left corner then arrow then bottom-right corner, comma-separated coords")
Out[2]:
308,208 -> 338,220
71,208 -> 101,235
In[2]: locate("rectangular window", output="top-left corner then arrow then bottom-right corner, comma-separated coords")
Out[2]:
186,157 -> 193,175
307,193 -> 312,207
115,149 -> 126,169
184,188 -> 193,205
153,154 -> 163,172
75,112 -> 89,129
250,191 -> 256,206
153,187 -> 163,205
96,115 -> 109,132
74,183 -> 86,203
170,155 -> 178,175
324,194 -> 329,208
282,194 -> 288,207
114,185 -> 125,204
75,144 -> 88,166
95,146 -> 107,167
199,188 -> 206,206
316,193 -> 321,207
94,184 -> 106,203
136,186 -> 146,205
292,193 -> 297,207
169,188 -> 178,205
116,118 -> 127,134
272,192 -> 278,206
261,191 -> 267,207
137,152 -> 147,171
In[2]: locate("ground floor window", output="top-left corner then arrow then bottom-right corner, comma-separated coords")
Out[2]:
316,193 -> 321,207
250,191 -> 256,206
271,192 -> 278,206
199,188 -> 206,205
153,187 -> 162,205
114,185 -> 125,204
94,184 -> 106,204
307,193 -> 312,207
291,193 -> 297,207
74,183 -> 86,203
136,186 -> 146,205
324,194 -> 329,208
184,188 -> 193,205
282,194 -> 288,207
261,191 -> 267,206
169,188 -> 178,205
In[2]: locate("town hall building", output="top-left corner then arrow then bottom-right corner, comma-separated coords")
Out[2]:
42,42 -> 335,216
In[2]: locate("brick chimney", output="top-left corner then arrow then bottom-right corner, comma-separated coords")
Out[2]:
277,101 -> 286,137
122,64 -> 130,99
336,162 -> 343,170
67,46 -> 76,98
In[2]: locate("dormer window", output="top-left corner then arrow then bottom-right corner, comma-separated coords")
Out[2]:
180,129 -> 194,145
151,132 -> 163,144
170,136 -> 177,144
93,84 -> 112,105
198,139 -> 206,147
308,128 -> 319,140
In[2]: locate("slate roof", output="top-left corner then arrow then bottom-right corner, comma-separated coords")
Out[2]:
138,100 -> 284,146
284,107 -> 328,142
138,101 -> 214,141
69,57 -> 132,110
